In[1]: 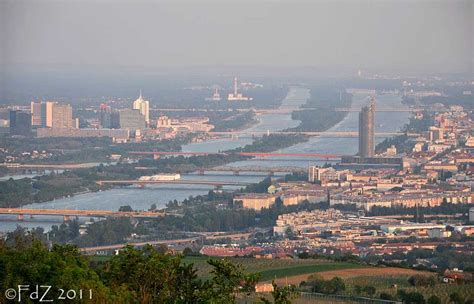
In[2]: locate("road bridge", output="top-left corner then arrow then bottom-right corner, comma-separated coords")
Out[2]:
207,131 -> 414,138
151,107 -> 423,114
195,166 -> 306,175
96,179 -> 250,187
128,151 -> 341,160
0,208 -> 165,221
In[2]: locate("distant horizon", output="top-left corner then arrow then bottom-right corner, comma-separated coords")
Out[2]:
2,62 -> 472,76
1,0 -> 471,74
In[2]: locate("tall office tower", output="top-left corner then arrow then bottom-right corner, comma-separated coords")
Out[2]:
99,104 -> 112,128
358,97 -> 376,157
52,104 -> 73,128
30,102 -> 42,126
9,110 -> 32,136
40,101 -> 54,127
132,91 -> 150,124
110,111 -> 120,129
118,109 -> 146,130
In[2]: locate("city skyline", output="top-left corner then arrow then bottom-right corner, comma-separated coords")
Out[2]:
0,1 -> 472,303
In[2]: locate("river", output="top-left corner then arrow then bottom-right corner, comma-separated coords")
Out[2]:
0,87 -> 410,232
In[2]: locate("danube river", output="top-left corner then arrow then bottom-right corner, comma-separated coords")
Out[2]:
0,87 -> 410,231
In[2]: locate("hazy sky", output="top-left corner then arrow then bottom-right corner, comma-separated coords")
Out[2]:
1,0 -> 472,73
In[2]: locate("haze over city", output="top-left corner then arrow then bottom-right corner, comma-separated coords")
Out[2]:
1,0 -> 472,71
0,1 -> 473,303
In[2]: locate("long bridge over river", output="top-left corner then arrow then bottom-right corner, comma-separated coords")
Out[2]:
135,166 -> 307,175
95,179 -> 250,187
207,131 -> 417,138
0,208 -> 165,221
129,151 -> 342,159
150,107 -> 426,114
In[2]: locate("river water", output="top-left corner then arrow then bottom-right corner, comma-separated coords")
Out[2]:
0,88 -> 410,232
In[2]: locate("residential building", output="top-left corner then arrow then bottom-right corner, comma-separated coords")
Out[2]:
233,194 -> 276,210
308,166 -> 339,184
157,116 -> 172,128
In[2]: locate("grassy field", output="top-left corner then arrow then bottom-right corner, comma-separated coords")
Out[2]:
273,267 -> 430,285
345,275 -> 473,303
182,256 -> 363,281
90,255 -> 362,281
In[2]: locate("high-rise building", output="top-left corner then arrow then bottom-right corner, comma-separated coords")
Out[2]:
132,91 -> 150,124
117,109 -> 146,130
358,97 -> 376,157
9,110 -> 32,136
40,101 -> 54,127
110,111 -> 120,129
30,102 -> 42,126
99,104 -> 112,128
52,104 -> 73,128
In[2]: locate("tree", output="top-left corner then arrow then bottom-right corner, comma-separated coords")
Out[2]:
408,275 -> 436,287
0,239 -> 110,303
450,292 -> 465,304
427,295 -> 442,304
398,290 -> 426,304
118,205 -> 133,212
325,277 -> 345,294
259,281 -> 296,304
104,245 -> 204,303
203,258 -> 260,303
363,285 -> 376,297
285,227 -> 297,240
182,247 -> 193,256
308,275 -> 345,295
380,292 -> 395,301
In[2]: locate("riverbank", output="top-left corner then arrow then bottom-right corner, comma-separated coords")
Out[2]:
287,86 -> 353,132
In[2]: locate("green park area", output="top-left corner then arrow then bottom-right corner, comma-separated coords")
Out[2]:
183,256 -> 362,281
